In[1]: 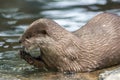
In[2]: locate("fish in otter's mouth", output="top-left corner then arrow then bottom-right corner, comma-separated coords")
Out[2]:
19,46 -> 46,68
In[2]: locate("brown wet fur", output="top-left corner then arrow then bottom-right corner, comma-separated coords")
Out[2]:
19,13 -> 120,73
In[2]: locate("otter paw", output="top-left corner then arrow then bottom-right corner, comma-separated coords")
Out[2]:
19,50 -> 34,64
19,50 -> 46,68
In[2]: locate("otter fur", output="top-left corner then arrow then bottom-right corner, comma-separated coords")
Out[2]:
19,13 -> 120,73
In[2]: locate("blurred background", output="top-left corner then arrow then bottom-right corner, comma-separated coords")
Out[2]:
0,0 -> 120,79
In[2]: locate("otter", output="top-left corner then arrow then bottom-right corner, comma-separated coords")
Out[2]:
19,13 -> 120,73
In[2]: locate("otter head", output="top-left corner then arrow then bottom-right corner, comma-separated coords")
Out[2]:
19,19 -> 47,51
19,18 -> 66,53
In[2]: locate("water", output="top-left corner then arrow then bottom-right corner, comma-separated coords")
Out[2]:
0,0 -> 120,80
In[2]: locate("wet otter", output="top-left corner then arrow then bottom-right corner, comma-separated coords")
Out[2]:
19,13 -> 120,73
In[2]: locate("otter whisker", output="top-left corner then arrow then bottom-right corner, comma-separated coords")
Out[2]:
25,39 -> 32,43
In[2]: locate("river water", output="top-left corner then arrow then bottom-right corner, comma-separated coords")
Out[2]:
0,0 -> 120,80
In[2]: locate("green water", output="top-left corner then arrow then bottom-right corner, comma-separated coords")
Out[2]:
0,0 -> 120,80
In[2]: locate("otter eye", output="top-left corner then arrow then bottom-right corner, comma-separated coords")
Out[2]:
26,35 -> 32,39
26,36 -> 29,39
41,30 -> 47,34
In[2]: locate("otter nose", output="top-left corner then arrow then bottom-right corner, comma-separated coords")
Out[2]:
19,40 -> 22,43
